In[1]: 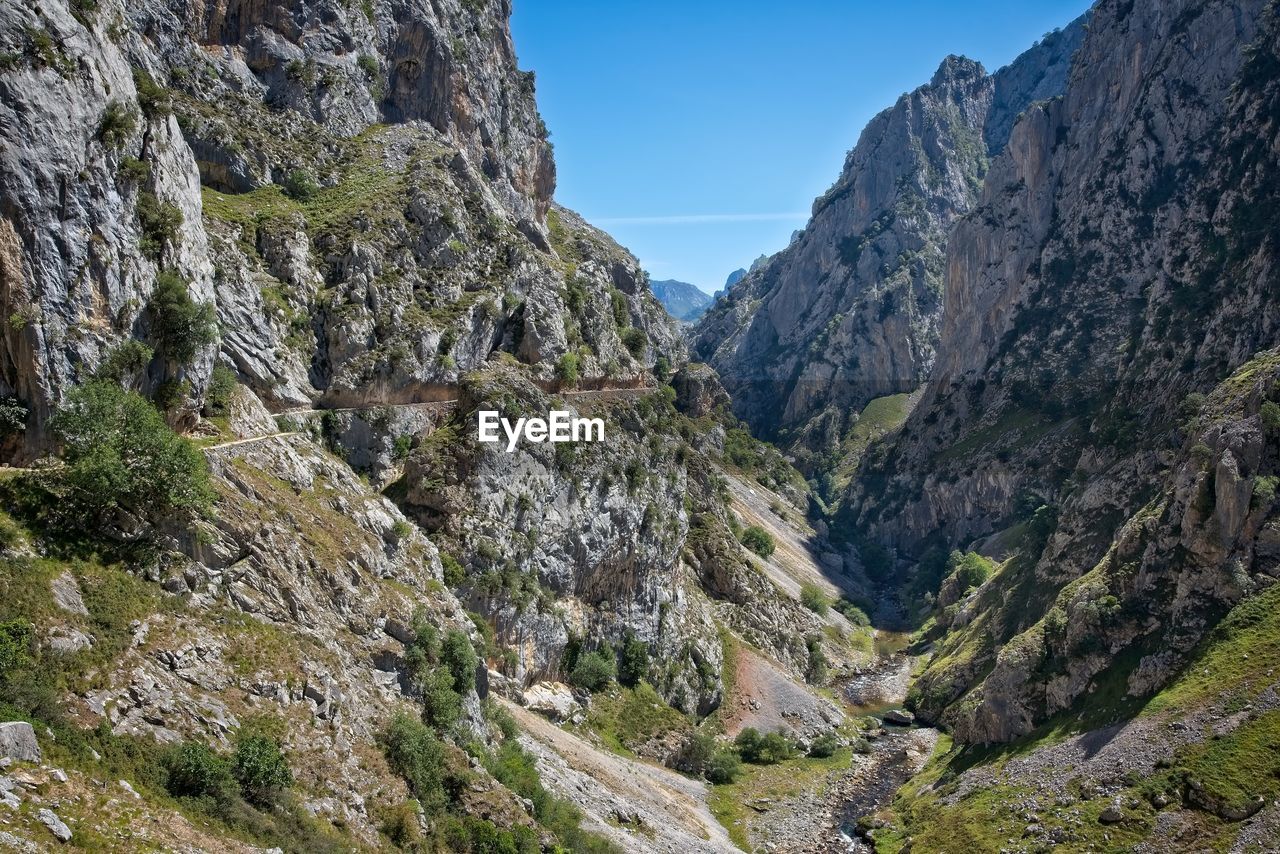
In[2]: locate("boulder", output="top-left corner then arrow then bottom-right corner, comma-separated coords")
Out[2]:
883,709 -> 915,726
0,723 -> 40,763
37,808 -> 71,842
521,682 -> 581,722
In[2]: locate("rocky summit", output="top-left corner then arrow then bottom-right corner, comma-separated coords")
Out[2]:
0,0 -> 1278,852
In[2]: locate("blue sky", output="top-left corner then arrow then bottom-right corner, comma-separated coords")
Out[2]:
511,0 -> 1092,295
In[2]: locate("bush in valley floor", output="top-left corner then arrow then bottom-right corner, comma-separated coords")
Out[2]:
807,732 -> 840,758
740,524 -> 776,558
676,731 -> 743,784
734,727 -> 797,764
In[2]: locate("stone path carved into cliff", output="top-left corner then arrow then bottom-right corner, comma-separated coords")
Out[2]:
504,700 -> 736,853
271,383 -> 655,419
200,385 -> 655,452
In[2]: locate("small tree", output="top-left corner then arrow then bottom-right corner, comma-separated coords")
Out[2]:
555,352 -> 580,386
569,649 -> 615,692
740,525 -> 775,558
617,633 -> 649,687
808,732 -> 840,758
421,668 -> 464,732
231,733 -> 292,807
149,271 -> 217,364
50,380 -> 214,519
164,741 -> 235,801
381,713 -> 448,816
706,747 -> 741,784
799,583 -> 829,615
441,629 -> 478,695
621,327 -> 647,359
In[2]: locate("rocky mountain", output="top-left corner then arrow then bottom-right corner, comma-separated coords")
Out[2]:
650,278 -> 713,322
691,22 -> 1085,459
1,0 -> 1278,850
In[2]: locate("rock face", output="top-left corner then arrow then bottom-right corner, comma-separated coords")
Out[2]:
846,0 -> 1280,744
0,0 -> 665,457
691,21 -> 1084,451
0,722 -> 40,763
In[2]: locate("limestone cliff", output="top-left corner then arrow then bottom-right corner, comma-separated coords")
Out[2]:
845,0 -> 1280,745
690,21 -> 1083,457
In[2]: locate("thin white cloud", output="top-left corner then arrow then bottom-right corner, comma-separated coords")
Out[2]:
590,212 -> 810,225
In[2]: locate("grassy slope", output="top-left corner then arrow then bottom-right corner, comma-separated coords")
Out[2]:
873,582 -> 1280,852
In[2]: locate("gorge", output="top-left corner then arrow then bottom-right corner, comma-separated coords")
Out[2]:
0,0 -> 1278,852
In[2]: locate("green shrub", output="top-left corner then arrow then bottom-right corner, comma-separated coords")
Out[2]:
555,352 -> 580,385
356,54 -> 379,78
1263,401 -> 1280,435
282,169 -> 319,201
675,731 -> 715,775
149,271 -> 217,363
50,380 -> 214,518
565,277 -> 587,314
231,733 -> 292,807
1254,475 -> 1279,509
393,434 -> 413,460
0,396 -> 28,436
421,667 -> 464,731
805,634 -> 828,684
653,355 -> 671,383
621,327 -> 647,359
378,800 -> 422,848
164,741 -> 235,800
735,727 -> 794,764
740,525 -> 776,558
95,340 -> 154,385
569,649 -> 615,693
136,193 -> 183,259
119,156 -> 151,183
0,619 -> 33,676
98,101 -> 137,148
381,713 -> 448,815
617,633 -> 649,688
441,629 -> 478,694
706,746 -> 741,783
808,732 -> 840,758
945,551 -> 994,592
204,364 -> 237,416
440,553 -> 466,587
799,582 -> 829,614
132,68 -> 170,118
609,288 -> 628,327
836,600 -> 871,626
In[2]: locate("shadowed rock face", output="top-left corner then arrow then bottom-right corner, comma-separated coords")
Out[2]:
691,22 -> 1084,447
847,0 -> 1280,745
